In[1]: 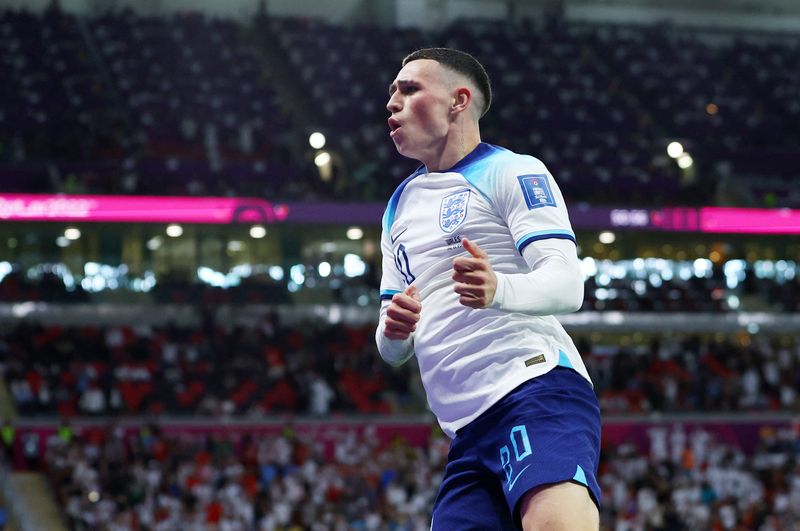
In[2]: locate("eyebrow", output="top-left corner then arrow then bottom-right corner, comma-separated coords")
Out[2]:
388,79 -> 415,95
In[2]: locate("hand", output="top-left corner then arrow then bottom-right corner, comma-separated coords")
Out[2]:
452,238 -> 497,309
383,284 -> 421,340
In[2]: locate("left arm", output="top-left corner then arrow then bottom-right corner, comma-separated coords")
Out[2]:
452,237 -> 583,314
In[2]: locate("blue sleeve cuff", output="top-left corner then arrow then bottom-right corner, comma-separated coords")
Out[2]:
516,230 -> 576,254
380,289 -> 401,301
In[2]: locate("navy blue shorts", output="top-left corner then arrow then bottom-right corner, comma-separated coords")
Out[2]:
431,367 -> 601,530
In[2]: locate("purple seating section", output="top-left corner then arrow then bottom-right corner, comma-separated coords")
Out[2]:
0,9 -> 797,205
272,18 -> 799,205
0,8 -> 300,198
0,9 -> 118,192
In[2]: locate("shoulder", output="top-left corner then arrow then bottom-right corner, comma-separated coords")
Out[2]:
382,166 -> 424,233
487,144 -> 549,174
461,143 -> 550,196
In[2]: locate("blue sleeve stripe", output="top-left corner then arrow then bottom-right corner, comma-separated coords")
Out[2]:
516,230 -> 576,253
380,289 -> 401,301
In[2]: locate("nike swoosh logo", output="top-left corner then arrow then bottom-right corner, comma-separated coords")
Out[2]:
507,464 -> 532,492
390,227 -> 408,244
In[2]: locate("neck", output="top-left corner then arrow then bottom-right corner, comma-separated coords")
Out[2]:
423,122 -> 481,173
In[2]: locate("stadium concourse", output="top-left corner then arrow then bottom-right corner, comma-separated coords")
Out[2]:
0,0 -> 799,530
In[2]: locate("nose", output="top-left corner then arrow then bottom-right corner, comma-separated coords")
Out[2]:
386,92 -> 401,113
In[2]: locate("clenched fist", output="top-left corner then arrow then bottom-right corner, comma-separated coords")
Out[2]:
383,284 -> 421,340
452,238 -> 497,309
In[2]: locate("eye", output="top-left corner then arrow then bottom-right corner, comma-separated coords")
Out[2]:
402,85 -> 418,94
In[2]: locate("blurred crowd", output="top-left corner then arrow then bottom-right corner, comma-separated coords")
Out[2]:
599,425 -> 800,530
3,419 -> 797,530
1,7 -> 798,206
35,423 -> 441,530
1,317 -> 419,419
2,319 -> 797,418
585,334 -> 800,414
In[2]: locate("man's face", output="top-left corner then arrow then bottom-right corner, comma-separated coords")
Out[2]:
386,59 -> 454,164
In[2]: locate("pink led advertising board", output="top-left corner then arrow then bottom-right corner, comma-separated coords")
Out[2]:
0,194 -> 289,224
1,194 -> 797,234
700,207 -> 800,234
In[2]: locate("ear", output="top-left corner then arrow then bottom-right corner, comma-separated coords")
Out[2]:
450,87 -> 472,115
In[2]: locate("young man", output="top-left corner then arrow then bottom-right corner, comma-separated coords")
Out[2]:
376,48 -> 601,530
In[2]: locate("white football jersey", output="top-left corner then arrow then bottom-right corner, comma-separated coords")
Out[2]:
379,143 -> 592,437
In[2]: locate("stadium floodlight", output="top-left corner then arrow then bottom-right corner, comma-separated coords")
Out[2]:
677,153 -> 694,169
314,151 -> 331,167
56,236 -> 70,248
250,225 -> 267,238
346,226 -> 364,240
598,231 -> 616,244
318,261 -> 331,277
64,227 -> 81,240
344,253 -> 367,277
146,236 -> 162,251
0,262 -> 11,283
166,224 -> 183,237
309,131 -> 326,149
667,141 -> 684,158
289,264 -> 305,285
268,266 -> 284,281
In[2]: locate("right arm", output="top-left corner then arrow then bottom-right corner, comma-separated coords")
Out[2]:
375,285 -> 420,367
376,222 -> 420,367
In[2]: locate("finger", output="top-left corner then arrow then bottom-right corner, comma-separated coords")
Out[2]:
383,328 -> 412,340
462,238 -> 488,259
391,293 -> 422,313
456,290 -> 484,308
453,257 -> 487,272
385,319 -> 416,334
453,283 -> 484,298
386,305 -> 419,325
452,271 -> 487,285
404,284 -> 420,300
458,297 -> 483,309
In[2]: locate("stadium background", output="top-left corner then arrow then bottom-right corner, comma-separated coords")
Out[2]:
0,0 -> 798,529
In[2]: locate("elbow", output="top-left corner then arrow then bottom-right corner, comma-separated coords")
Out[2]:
378,343 -> 413,367
565,296 -> 583,314
571,278 -> 585,312
375,325 -> 413,366
560,275 -> 584,314
559,295 -> 583,314
381,352 -> 408,367
549,289 -> 582,315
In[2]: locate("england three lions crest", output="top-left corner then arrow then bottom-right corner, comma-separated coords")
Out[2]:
439,190 -> 471,233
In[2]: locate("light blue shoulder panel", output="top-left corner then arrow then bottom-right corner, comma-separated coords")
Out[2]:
382,167 -> 424,233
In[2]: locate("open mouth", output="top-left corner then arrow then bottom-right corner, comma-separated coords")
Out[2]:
388,118 -> 401,135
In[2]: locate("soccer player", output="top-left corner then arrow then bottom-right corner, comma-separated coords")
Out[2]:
376,48 -> 601,530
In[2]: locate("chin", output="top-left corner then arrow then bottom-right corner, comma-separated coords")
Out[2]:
393,142 -> 418,161
392,142 -> 410,158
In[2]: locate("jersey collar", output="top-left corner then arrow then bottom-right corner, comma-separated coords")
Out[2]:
438,142 -> 496,174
